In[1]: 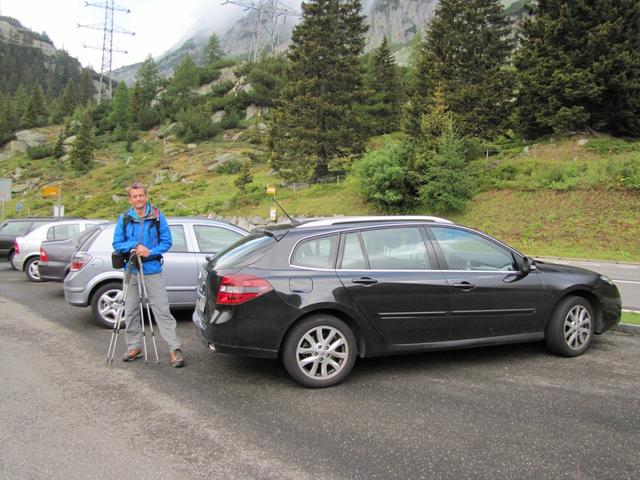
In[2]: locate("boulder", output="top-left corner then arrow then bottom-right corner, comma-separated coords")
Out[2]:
10,130 -> 47,152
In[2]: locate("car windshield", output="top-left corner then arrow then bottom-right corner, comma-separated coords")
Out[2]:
212,233 -> 275,268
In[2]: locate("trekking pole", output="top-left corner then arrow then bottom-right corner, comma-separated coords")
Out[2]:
105,252 -> 136,365
137,255 -> 160,364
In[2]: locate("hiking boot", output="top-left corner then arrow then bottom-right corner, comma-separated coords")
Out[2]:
170,349 -> 184,368
122,348 -> 142,362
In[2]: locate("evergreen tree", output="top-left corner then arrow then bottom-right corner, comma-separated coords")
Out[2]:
269,0 -> 368,182
367,36 -> 402,135
60,79 -> 77,119
405,0 -> 514,139
53,128 -> 65,159
78,68 -> 95,106
0,92 -> 17,142
22,84 -> 48,128
12,85 -> 30,127
514,0 -> 640,137
70,106 -> 95,172
108,81 -> 133,140
164,55 -> 199,116
132,55 -> 161,129
204,34 -> 224,66
234,160 -> 254,193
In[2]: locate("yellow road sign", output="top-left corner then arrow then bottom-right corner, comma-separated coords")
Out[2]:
42,184 -> 60,198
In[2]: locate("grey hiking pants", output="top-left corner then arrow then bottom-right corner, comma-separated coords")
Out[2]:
124,272 -> 181,352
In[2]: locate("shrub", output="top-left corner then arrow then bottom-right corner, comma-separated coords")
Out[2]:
354,143 -> 415,212
26,144 -> 55,159
215,159 -> 242,175
175,107 -> 221,142
418,124 -> 474,213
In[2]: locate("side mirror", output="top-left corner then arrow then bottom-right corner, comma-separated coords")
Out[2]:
519,256 -> 533,274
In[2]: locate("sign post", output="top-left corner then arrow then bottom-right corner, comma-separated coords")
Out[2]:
0,178 -> 12,220
266,185 -> 277,221
42,182 -> 63,217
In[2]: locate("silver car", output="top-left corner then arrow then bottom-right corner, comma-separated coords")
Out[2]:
13,219 -> 107,282
64,217 -> 247,328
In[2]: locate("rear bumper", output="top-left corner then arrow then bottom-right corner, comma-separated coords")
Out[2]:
64,285 -> 89,307
192,309 -> 278,359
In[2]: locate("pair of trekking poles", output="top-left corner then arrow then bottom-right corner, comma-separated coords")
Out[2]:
105,252 -> 160,365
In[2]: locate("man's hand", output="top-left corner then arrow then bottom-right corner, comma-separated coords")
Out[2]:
133,244 -> 151,257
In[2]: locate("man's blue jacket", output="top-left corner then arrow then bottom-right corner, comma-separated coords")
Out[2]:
112,203 -> 172,275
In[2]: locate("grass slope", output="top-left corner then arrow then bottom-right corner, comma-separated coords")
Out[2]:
1,128 -> 638,262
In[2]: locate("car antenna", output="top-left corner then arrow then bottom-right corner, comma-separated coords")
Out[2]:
267,185 -> 300,227
272,196 -> 300,226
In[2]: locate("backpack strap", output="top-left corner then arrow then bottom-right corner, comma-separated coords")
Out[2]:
121,207 -> 161,241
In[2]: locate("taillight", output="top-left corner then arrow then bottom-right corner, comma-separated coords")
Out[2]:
216,274 -> 273,305
40,246 -> 49,263
13,240 -> 19,254
70,253 -> 92,272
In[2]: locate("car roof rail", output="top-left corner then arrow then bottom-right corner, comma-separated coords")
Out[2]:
298,215 -> 453,228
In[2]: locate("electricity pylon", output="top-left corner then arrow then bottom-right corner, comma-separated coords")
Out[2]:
79,1 -> 134,103
223,0 -> 300,61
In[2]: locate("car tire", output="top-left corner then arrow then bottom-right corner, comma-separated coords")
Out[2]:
8,250 -> 18,270
545,296 -> 595,357
24,256 -> 42,282
91,282 -> 124,329
282,314 -> 357,388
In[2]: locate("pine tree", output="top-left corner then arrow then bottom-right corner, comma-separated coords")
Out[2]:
108,81 -> 133,140
269,0 -> 368,182
405,0 -> 514,139
53,128 -> 65,159
60,79 -> 77,119
204,34 -> 224,66
78,68 -> 95,106
514,0 -> 640,137
132,55 -> 161,128
418,119 -> 474,213
0,92 -> 17,142
22,84 -> 48,128
70,106 -> 95,172
367,36 -> 402,135
12,85 -> 30,128
234,160 -> 254,193
164,55 -> 199,116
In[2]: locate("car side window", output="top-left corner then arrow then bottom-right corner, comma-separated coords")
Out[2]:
291,235 -> 338,269
0,221 -> 31,235
431,227 -> 516,271
340,233 -> 367,269
193,225 -> 244,253
48,223 -> 80,240
360,227 -> 431,270
169,225 -> 188,252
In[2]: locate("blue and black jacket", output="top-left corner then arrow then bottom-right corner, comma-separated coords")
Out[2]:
112,203 -> 172,275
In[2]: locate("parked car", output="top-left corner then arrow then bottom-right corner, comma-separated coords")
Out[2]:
13,219 -> 107,282
193,216 -> 622,388
38,223 -> 110,282
64,217 -> 248,328
0,217 -> 80,269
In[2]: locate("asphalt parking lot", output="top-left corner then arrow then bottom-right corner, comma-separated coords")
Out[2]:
1,262 -> 639,480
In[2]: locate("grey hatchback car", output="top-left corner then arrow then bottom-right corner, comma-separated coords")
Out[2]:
64,217 -> 247,327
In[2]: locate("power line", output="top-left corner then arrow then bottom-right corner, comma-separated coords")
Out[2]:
223,0 -> 300,61
78,1 -> 134,103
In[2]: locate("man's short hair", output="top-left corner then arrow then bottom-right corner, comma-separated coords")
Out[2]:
127,182 -> 147,196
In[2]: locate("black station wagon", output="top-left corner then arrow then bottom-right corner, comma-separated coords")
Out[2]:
193,216 -> 622,388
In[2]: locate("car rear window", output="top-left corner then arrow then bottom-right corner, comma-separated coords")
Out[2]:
212,233 -> 275,268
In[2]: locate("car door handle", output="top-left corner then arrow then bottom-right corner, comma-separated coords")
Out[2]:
453,281 -> 476,291
352,277 -> 378,285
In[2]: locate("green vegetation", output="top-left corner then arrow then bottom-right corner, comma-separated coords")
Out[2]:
621,312 -> 640,325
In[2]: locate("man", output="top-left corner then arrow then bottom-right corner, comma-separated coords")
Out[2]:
112,181 -> 184,367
